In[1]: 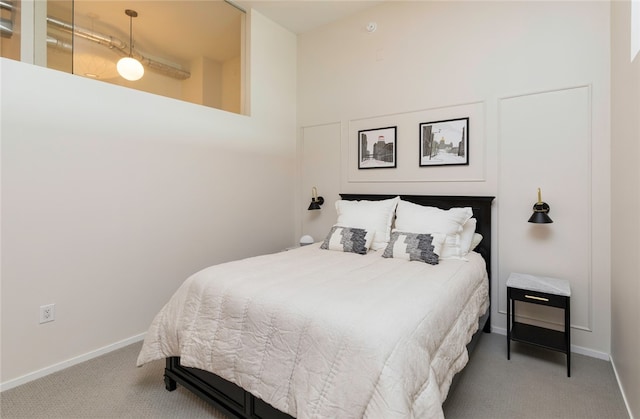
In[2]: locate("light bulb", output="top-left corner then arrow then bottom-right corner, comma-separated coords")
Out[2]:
117,57 -> 144,81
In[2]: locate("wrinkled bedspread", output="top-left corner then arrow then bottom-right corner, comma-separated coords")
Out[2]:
137,244 -> 489,419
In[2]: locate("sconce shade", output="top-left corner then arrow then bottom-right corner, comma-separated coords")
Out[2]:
308,187 -> 324,211
528,202 -> 553,223
528,188 -> 553,223
308,197 -> 324,210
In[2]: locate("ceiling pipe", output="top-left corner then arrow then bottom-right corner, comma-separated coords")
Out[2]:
0,18 -> 12,36
47,36 -> 73,50
47,16 -> 190,80
1,0 -> 14,38
48,16 -> 127,50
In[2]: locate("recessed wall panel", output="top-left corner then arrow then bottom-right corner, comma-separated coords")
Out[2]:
301,123 -> 342,242
498,86 -> 591,331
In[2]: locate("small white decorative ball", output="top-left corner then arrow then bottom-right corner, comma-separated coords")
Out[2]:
299,235 -> 314,246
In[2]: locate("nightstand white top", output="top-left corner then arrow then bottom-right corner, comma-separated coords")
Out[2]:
506,272 -> 571,297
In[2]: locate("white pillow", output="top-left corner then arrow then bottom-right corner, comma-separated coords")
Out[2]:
470,233 -> 483,251
335,196 -> 400,251
459,218 -> 477,256
394,200 -> 473,259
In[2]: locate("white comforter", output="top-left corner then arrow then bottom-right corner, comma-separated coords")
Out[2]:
137,244 -> 489,419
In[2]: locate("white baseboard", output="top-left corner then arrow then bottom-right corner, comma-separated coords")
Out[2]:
570,343 -> 610,361
490,326 -> 610,360
0,333 -> 146,392
610,355 -> 636,419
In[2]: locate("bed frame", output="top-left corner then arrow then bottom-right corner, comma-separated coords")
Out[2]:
163,194 -> 495,419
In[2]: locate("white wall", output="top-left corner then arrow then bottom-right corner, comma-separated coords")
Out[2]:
611,0 -> 640,416
297,1 -> 611,355
0,10 -> 297,387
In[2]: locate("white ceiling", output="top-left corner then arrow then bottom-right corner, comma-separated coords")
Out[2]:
235,1 -> 383,34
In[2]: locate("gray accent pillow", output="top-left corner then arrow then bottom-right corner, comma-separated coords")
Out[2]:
382,231 -> 442,265
320,226 -> 371,255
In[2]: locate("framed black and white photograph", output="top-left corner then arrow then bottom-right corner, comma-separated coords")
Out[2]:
419,118 -> 469,167
358,126 -> 397,169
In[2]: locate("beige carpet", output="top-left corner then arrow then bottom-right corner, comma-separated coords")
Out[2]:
1,333 -> 629,418
444,333 -> 629,419
0,343 -> 227,419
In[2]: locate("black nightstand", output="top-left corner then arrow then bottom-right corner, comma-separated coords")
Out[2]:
507,272 -> 571,377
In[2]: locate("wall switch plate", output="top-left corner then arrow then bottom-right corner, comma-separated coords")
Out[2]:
39,304 -> 55,324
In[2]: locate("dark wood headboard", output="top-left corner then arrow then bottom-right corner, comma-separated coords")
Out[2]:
339,193 -> 495,284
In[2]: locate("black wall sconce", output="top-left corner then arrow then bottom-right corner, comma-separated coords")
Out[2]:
308,187 -> 324,210
528,188 -> 553,223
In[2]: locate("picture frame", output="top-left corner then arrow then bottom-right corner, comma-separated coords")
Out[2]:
358,126 -> 397,169
419,117 -> 469,167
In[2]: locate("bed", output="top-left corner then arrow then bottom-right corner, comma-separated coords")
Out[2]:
137,194 -> 494,419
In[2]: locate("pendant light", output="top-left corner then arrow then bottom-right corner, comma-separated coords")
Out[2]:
117,9 -> 144,81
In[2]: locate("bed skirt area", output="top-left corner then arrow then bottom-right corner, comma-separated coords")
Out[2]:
162,313 -> 490,419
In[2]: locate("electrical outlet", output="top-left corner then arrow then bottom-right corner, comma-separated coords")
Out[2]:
39,304 -> 55,324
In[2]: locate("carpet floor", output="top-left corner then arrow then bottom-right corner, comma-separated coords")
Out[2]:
1,332 -> 629,418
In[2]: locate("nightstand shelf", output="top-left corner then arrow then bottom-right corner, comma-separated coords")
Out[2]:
510,322 -> 567,353
507,272 -> 571,377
